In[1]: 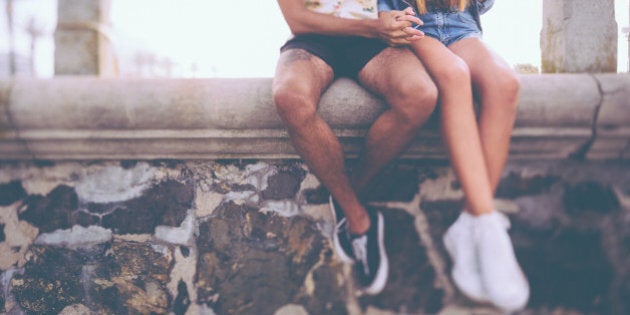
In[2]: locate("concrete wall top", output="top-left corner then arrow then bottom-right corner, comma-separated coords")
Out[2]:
0,80 -> 12,130
517,74 -> 600,127
0,74 -> 628,160
5,77 -> 384,131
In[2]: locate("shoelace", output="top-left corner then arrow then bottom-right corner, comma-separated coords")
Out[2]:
337,217 -> 346,230
351,235 -> 370,276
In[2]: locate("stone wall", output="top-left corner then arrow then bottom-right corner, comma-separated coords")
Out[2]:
0,74 -> 629,314
0,159 -> 628,315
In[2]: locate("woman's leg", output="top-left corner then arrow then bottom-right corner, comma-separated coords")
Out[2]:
448,37 -> 528,312
410,37 -> 494,215
449,38 -> 520,191
410,36 -> 496,303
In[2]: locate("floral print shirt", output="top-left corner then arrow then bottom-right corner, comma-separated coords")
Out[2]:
305,0 -> 378,19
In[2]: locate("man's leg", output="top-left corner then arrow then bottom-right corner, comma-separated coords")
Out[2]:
272,49 -> 370,235
353,47 -> 438,194
273,48 -> 390,295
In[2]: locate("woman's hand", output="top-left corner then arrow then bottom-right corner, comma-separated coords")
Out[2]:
376,8 -> 424,46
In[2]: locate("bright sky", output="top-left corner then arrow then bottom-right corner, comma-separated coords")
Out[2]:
1,0 -> 629,77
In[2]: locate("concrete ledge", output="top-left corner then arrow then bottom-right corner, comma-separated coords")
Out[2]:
0,74 -> 628,160
589,74 -> 630,159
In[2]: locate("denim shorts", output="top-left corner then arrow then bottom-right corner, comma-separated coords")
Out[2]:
378,0 -> 484,46
415,8 -> 482,46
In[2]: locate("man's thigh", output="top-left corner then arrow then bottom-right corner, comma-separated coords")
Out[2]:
273,48 -> 335,104
357,46 -> 435,103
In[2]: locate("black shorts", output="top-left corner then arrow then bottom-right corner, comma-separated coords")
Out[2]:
280,34 -> 388,79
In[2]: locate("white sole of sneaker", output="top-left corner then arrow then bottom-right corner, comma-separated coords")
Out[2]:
329,196 -> 353,263
362,211 -> 388,296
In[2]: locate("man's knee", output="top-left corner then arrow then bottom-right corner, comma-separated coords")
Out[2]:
389,75 -> 438,125
272,81 -> 318,127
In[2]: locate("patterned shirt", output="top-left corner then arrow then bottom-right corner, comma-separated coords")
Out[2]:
305,0 -> 378,19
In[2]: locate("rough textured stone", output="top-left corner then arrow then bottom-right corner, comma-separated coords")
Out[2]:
303,184 -> 330,205
275,304 -> 309,315
93,241 -> 173,314
20,185 -> 79,233
1,159 -> 630,314
298,263 -> 349,315
101,179 -> 193,234
0,181 -> 27,206
19,179 -> 192,235
513,226 -> 613,314
421,199 -> 465,249
196,202 -> 342,315
10,240 -> 174,314
363,163 -> 420,202
602,215 -> 630,315
496,172 -> 559,199
173,280 -> 190,315
11,246 -> 87,313
262,164 -> 306,200
74,210 -> 100,227
360,208 -> 443,314
505,162 -> 630,314
0,286 -> 5,313
563,181 -> 620,216
74,162 -> 155,204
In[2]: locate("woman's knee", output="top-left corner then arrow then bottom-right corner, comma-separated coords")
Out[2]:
493,69 -> 520,109
501,70 -> 521,103
478,68 -> 520,115
435,59 -> 471,89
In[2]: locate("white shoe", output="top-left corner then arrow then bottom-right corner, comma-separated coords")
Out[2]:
443,212 -> 489,303
473,211 -> 530,313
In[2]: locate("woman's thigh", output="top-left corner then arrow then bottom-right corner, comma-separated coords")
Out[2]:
448,38 -> 516,91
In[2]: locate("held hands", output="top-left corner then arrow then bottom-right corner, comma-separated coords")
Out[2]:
376,7 -> 424,46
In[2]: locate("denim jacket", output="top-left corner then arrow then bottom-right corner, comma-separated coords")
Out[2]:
378,0 -> 495,31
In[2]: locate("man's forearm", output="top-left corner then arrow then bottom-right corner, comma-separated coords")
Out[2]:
277,0 -> 422,44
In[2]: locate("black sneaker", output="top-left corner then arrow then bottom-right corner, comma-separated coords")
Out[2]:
329,196 -> 354,263
349,210 -> 388,295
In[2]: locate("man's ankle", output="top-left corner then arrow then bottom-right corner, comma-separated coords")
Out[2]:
347,211 -> 371,235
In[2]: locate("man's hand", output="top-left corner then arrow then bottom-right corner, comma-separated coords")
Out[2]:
376,7 -> 424,46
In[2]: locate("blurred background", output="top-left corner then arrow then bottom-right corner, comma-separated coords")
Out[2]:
1,0 -> 628,78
